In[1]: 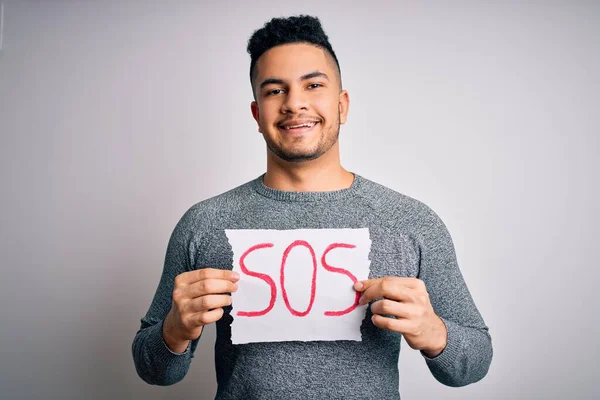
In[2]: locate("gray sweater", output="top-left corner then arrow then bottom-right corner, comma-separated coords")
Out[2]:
132,173 -> 493,399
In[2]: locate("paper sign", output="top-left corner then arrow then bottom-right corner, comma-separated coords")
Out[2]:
225,228 -> 372,345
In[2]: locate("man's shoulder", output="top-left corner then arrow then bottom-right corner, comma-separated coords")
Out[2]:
175,176 -> 259,230
193,177 -> 256,209
358,174 -> 437,220
356,174 -> 452,240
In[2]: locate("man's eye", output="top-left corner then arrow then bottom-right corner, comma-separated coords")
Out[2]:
308,83 -> 323,89
266,89 -> 284,96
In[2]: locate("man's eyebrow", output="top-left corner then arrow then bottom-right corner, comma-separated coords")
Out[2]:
259,71 -> 330,89
259,78 -> 285,89
300,71 -> 329,81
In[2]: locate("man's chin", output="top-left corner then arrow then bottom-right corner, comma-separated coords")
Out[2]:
267,145 -> 322,162
276,151 -> 321,163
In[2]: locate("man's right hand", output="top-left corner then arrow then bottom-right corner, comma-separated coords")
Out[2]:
162,268 -> 240,353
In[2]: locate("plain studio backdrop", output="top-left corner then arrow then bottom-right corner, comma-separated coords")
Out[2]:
1,1 -> 598,399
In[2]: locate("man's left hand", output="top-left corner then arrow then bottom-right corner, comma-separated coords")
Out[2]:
354,277 -> 447,358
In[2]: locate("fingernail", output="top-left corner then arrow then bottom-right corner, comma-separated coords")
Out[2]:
359,296 -> 366,305
354,281 -> 363,290
232,272 -> 240,280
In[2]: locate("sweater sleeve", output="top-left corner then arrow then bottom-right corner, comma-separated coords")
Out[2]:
131,209 -> 202,385
414,205 -> 493,387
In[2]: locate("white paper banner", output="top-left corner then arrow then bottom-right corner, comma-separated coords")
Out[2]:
225,228 -> 372,345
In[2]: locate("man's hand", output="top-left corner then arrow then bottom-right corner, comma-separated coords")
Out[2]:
163,268 -> 240,353
354,277 -> 447,358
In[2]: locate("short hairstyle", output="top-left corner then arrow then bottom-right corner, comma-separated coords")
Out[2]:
246,15 -> 341,96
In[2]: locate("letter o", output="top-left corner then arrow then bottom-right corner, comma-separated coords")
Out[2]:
280,240 -> 317,317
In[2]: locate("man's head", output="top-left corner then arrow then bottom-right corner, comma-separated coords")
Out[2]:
247,15 -> 349,164
248,15 -> 342,96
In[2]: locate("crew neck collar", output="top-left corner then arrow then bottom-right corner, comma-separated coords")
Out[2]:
251,173 -> 363,202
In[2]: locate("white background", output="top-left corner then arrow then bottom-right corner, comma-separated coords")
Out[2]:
0,1 -> 598,399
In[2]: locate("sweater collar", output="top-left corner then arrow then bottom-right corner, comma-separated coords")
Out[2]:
251,173 -> 363,202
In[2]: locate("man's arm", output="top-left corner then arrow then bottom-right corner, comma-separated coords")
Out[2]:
131,213 -> 199,386
416,206 -> 493,387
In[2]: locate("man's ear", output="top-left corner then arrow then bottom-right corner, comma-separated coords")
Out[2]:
338,90 -> 350,125
250,101 -> 263,133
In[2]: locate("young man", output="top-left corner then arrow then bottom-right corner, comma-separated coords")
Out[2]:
132,15 -> 492,399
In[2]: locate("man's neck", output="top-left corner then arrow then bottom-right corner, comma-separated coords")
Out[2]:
263,152 -> 354,193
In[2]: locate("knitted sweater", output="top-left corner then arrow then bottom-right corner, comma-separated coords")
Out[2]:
132,173 -> 493,399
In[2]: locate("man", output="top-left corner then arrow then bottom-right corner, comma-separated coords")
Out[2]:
132,15 -> 492,399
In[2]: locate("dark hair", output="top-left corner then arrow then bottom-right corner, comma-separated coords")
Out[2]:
247,15 -> 341,95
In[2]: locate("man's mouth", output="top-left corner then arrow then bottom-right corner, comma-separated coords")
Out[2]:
278,121 -> 320,134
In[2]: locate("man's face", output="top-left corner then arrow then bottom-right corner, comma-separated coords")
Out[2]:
250,43 -> 349,163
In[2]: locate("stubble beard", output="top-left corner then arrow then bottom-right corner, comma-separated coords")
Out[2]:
264,113 -> 341,163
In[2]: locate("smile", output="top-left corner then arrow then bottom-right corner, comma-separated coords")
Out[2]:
283,122 -> 317,129
278,121 -> 320,134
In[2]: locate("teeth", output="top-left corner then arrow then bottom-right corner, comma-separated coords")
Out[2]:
284,122 -> 316,130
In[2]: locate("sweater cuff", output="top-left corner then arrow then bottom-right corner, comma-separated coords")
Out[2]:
149,319 -> 192,359
421,317 -> 463,367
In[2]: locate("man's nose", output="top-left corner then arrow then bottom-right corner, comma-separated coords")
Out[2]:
281,86 -> 309,113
